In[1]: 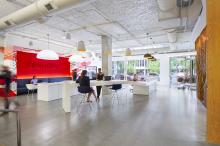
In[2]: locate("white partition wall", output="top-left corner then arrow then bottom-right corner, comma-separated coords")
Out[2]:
158,55 -> 170,86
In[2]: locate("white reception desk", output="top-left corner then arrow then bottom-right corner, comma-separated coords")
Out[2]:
62,79 -> 157,113
37,79 -> 157,112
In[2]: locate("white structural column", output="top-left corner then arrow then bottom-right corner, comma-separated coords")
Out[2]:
101,35 -> 112,94
102,35 -> 112,75
159,55 -> 170,85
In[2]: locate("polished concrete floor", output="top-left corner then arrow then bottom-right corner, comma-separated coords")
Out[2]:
0,86 -> 218,146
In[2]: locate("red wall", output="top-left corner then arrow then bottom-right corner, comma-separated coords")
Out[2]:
17,51 -> 70,79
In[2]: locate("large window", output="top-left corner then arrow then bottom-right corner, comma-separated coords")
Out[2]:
112,57 -> 160,81
127,60 -> 138,75
112,61 -> 125,79
148,60 -> 160,74
170,56 -> 196,84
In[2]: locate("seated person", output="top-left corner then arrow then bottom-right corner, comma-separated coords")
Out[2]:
133,74 -> 138,81
30,76 -> 38,85
76,70 -> 97,102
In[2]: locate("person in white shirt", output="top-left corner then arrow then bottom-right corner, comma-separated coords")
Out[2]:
30,76 -> 38,85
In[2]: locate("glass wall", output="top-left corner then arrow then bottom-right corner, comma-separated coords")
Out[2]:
112,61 -> 125,80
112,57 -> 160,81
170,56 -> 196,85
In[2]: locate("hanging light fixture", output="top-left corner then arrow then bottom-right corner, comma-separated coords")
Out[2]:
148,56 -> 157,61
37,34 -> 59,60
143,33 -> 152,60
37,50 -> 59,60
144,53 -> 152,59
69,54 -> 83,63
77,41 -> 86,52
125,48 -> 132,56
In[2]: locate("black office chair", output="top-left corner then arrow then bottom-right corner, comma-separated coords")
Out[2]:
111,84 -> 122,104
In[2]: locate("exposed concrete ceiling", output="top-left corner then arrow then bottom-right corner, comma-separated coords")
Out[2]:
0,0 -> 202,55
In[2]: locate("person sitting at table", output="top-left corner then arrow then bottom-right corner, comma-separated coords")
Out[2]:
30,75 -> 38,85
96,68 -> 104,101
133,74 -> 138,81
76,70 -> 97,102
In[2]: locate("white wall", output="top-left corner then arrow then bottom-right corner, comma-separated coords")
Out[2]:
158,55 -> 170,86
4,33 -> 74,55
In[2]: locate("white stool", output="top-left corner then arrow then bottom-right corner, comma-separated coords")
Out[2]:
26,84 -> 37,98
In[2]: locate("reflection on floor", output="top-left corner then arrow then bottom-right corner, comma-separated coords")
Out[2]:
0,86 -> 217,146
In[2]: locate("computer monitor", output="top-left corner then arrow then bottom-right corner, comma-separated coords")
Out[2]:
104,76 -> 112,81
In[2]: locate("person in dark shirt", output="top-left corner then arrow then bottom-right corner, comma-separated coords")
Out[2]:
96,68 -> 104,100
76,70 -> 97,102
72,69 -> 77,81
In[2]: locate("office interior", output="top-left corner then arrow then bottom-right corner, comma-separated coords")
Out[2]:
0,0 -> 220,146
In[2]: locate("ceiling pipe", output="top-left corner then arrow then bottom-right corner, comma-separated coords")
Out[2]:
167,31 -> 177,43
157,0 -> 176,11
0,0 -> 89,31
156,0 -> 179,20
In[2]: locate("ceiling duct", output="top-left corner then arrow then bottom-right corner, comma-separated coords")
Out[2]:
167,32 -> 177,43
157,0 -> 176,11
156,0 -> 179,20
166,30 -> 177,51
0,0 -> 89,31
177,0 -> 194,8
44,2 -> 57,12
4,20 -> 15,26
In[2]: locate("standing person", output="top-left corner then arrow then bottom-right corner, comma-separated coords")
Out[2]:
96,68 -> 104,101
0,65 -> 13,111
72,69 -> 78,81
76,70 -> 97,102
30,75 -> 38,85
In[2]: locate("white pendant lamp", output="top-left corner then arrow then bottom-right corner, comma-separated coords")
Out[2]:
125,48 -> 132,56
37,34 -> 59,60
69,54 -> 83,63
77,41 -> 86,52
37,50 -> 59,60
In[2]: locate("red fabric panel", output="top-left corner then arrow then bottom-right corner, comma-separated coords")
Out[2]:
17,51 -> 70,79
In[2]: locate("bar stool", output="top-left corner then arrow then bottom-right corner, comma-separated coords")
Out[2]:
77,93 -> 92,110
111,84 -> 122,104
76,87 -> 93,112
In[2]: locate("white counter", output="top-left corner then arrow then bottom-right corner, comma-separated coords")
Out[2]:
37,82 -> 62,101
62,79 -> 157,113
36,79 -> 157,112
